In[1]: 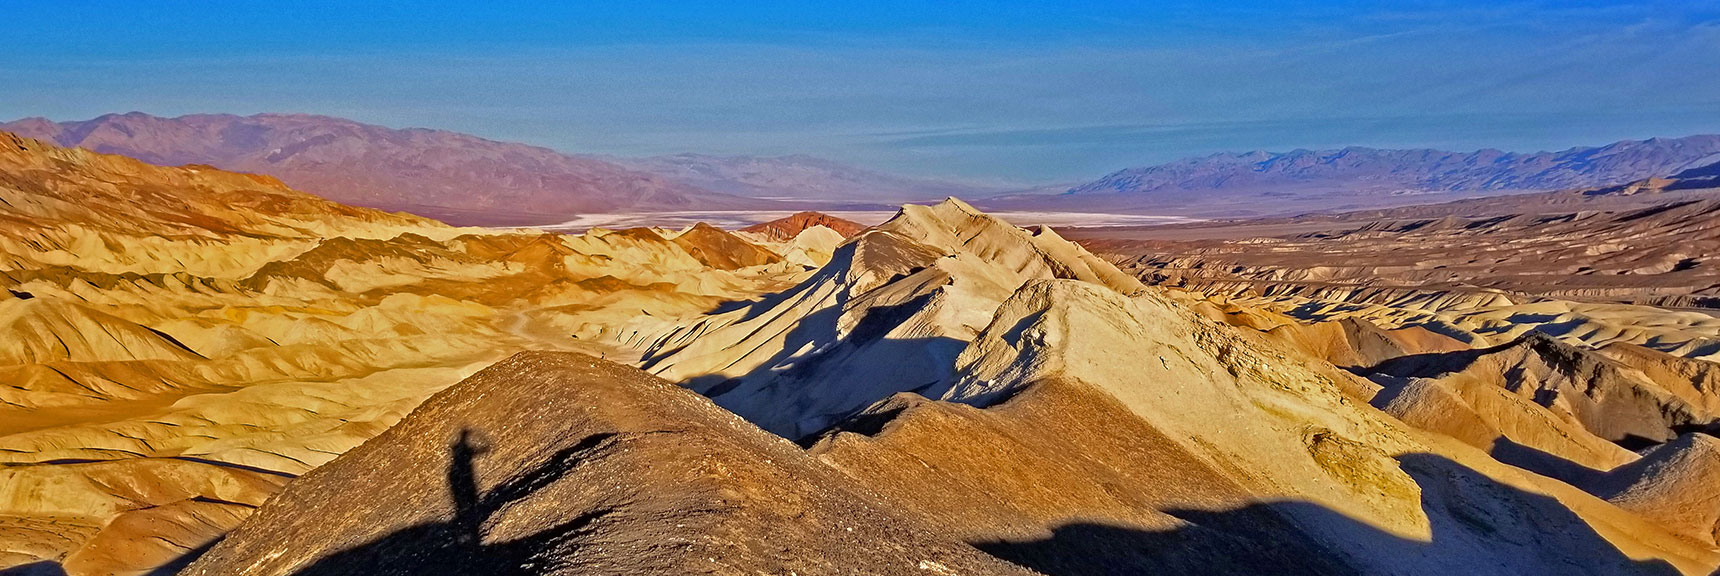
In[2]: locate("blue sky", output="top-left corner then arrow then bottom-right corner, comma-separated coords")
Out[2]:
4,1 -> 1719,183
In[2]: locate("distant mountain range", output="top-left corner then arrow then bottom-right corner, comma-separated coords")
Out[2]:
0,113 -> 995,225
0,113 -> 777,225
9,112 -> 1720,223
985,136 -> 1720,217
613,153 -> 1007,204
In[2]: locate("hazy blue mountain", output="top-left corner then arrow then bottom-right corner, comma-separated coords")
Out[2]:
613,153 -> 1010,204
986,136 -> 1720,217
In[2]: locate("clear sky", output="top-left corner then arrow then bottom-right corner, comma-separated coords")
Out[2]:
4,1 -> 1719,183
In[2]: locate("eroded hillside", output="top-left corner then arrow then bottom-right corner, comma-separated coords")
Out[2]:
179,198 -> 1720,575
7,132 -> 1720,575
1075,180 -> 1720,364
0,133 -> 827,575
616,199 -> 1720,574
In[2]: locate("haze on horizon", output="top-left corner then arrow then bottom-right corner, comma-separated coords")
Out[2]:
5,0 -> 1720,183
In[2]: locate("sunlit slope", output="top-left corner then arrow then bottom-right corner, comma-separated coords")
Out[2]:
0,133 -> 808,575
625,200 -> 1720,574
632,198 -> 1142,438
180,352 -> 1034,576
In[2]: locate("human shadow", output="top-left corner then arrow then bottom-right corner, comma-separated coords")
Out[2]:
975,453 -> 1686,576
284,429 -> 614,576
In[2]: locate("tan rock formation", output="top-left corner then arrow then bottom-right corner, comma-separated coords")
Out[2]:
0,133 -> 801,574
821,279 -> 1718,575
738,211 -> 868,242
1372,332 -> 1720,469
1592,433 -> 1720,547
632,198 -> 1143,438
179,352 -> 1032,576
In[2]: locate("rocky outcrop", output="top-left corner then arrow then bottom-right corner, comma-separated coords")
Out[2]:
618,199 -> 1720,573
631,198 -> 1143,439
1590,433 -> 1720,547
179,352 -> 1032,576
1257,317 -> 1469,370
1373,332 -> 1720,452
670,222 -> 782,270
739,211 -> 868,241
815,279 -> 1715,575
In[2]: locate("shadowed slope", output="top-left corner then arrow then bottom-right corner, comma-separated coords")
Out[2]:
1591,433 -> 1720,547
179,352 -> 1032,576
632,198 -> 1143,438
1373,332 -> 1720,454
814,278 -> 1719,575
968,453 -> 1684,576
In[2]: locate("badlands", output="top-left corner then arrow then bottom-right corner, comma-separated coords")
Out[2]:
1075,169 -> 1720,361
2,131 -> 1720,575
0,133 -> 838,574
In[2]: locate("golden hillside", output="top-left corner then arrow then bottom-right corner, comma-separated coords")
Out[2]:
0,133 -> 827,575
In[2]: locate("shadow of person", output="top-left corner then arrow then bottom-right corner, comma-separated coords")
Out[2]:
448,429 -> 487,550
974,453 -> 1686,576
287,429 -> 616,576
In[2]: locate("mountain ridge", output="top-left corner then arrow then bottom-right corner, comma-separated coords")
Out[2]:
17,112 -> 1720,223
1073,137 -> 1720,196
984,135 -> 1720,217
612,152 -> 1011,204
0,112 -> 768,225
0,113 -> 1012,225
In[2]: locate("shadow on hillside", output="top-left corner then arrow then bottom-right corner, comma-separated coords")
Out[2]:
975,453 -> 1684,576
663,267 -> 968,439
975,504 -> 1360,576
22,444 -> 1698,575
0,562 -> 65,576
638,240 -> 873,373
0,543 -> 218,576
273,429 -> 611,576
1486,437 -> 1611,487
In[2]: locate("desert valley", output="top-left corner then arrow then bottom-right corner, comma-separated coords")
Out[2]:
6,3 -> 1720,575
0,119 -> 1718,575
